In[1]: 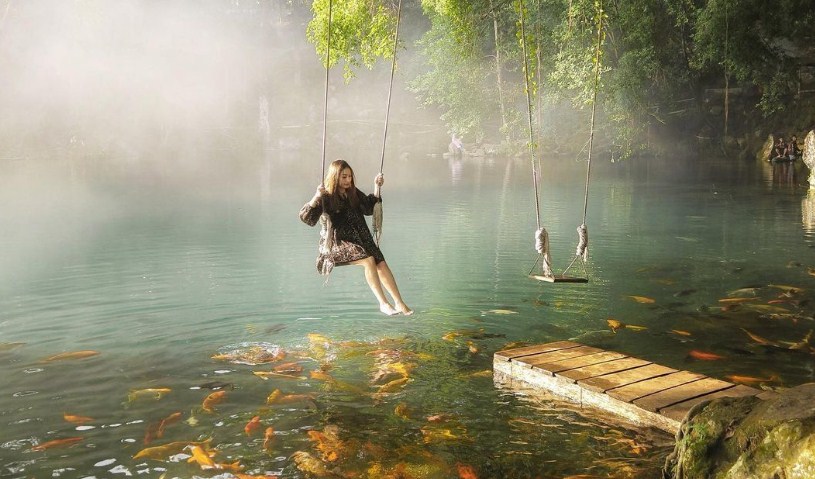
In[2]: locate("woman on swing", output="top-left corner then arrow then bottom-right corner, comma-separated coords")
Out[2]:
300,159 -> 413,316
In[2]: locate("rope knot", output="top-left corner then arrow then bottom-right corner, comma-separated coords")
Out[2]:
535,228 -> 553,277
575,223 -> 588,261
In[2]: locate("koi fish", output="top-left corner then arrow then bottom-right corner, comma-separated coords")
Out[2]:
265,389 -> 315,406
725,374 -> 779,385
31,437 -> 83,451
253,371 -> 305,380
807,267 -> 815,277
741,328 -> 777,346
273,362 -> 303,374
0,342 -> 25,353
671,330 -> 692,337
202,390 -> 226,413
626,324 -> 648,331
718,297 -> 756,304
310,370 -> 334,381
244,416 -> 261,436
394,403 -> 411,420
127,388 -> 172,403
236,474 -> 281,479
457,463 -> 478,479
482,309 -> 518,315
768,284 -> 805,294
263,426 -> 275,451
607,319 -> 623,332
466,341 -> 479,354
627,295 -> 655,304
442,332 -> 461,342
291,451 -> 331,476
687,350 -> 725,361
187,445 -> 217,469
157,412 -> 182,438
143,422 -> 160,445
132,440 -> 210,460
377,377 -> 409,394
42,350 -> 99,362
63,412 -> 93,424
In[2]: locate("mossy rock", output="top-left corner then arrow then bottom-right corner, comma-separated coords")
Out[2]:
663,384 -> 815,479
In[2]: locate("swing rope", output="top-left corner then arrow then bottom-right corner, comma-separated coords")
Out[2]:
319,0 -> 333,181
318,0 -> 336,276
562,0 -> 602,277
519,0 -> 552,277
372,0 -> 402,246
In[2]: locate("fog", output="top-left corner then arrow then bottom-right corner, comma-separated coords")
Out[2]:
0,1 -> 449,289
0,1 -> 445,188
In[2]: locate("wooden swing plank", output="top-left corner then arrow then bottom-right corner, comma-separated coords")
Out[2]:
529,274 -> 588,283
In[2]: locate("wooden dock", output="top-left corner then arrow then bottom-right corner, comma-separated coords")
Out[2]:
493,341 -> 775,434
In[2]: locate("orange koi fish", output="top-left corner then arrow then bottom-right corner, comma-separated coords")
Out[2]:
202,390 -> 226,413
157,412 -> 182,438
63,412 -> 93,424
263,426 -> 275,451
457,463 -> 479,479
627,296 -> 655,304
725,374 -> 780,385
671,330 -> 692,337
42,350 -> 99,362
31,437 -> 83,451
687,350 -> 725,361
265,389 -> 315,406
309,370 -> 333,381
244,416 -> 261,436
143,422 -> 160,445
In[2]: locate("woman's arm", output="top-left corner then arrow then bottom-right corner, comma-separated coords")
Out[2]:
299,187 -> 325,226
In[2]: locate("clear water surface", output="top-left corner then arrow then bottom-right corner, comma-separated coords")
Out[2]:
1,150 -> 814,478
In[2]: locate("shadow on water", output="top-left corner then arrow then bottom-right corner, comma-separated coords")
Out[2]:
1,143 -> 814,478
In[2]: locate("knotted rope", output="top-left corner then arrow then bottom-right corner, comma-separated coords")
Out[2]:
372,0 -> 403,246
318,0 -> 334,277
518,0 -> 551,278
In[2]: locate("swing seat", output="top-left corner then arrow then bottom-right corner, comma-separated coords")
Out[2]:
529,274 -> 588,283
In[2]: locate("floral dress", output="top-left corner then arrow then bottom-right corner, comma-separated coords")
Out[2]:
299,188 -> 384,274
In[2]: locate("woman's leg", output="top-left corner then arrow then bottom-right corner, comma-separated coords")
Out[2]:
352,257 -> 397,315
376,261 -> 413,315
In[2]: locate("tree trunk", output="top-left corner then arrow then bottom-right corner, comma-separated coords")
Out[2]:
490,0 -> 508,138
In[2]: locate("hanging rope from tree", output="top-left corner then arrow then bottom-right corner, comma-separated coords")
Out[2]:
317,0 -> 335,275
518,0 -> 552,278
523,0 -> 602,283
372,0 -> 402,246
561,0 -> 603,278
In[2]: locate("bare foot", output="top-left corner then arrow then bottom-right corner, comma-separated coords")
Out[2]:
380,303 -> 398,316
396,303 -> 414,316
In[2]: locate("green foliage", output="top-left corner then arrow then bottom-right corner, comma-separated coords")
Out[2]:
306,0 -> 399,81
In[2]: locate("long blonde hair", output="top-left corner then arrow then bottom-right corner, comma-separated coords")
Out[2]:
323,159 -> 359,210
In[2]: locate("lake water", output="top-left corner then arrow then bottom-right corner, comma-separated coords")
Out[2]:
1,150 -> 814,478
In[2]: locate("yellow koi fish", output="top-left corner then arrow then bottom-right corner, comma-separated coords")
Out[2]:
202,390 -> 226,413
42,350 -> 99,362
127,388 -> 171,403
627,296 -> 655,304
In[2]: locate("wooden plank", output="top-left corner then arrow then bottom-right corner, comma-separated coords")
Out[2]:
660,385 -> 761,422
519,345 -> 604,370
494,341 -> 580,362
530,274 -> 588,283
607,371 -> 704,403
633,377 -> 735,412
558,357 -> 651,382
538,351 -> 629,374
579,363 -> 676,393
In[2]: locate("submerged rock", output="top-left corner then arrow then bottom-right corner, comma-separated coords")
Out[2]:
663,383 -> 815,479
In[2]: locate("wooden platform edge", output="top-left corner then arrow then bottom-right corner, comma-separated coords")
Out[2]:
493,341 -> 764,435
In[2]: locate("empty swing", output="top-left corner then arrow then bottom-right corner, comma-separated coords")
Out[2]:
520,0 -> 603,283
